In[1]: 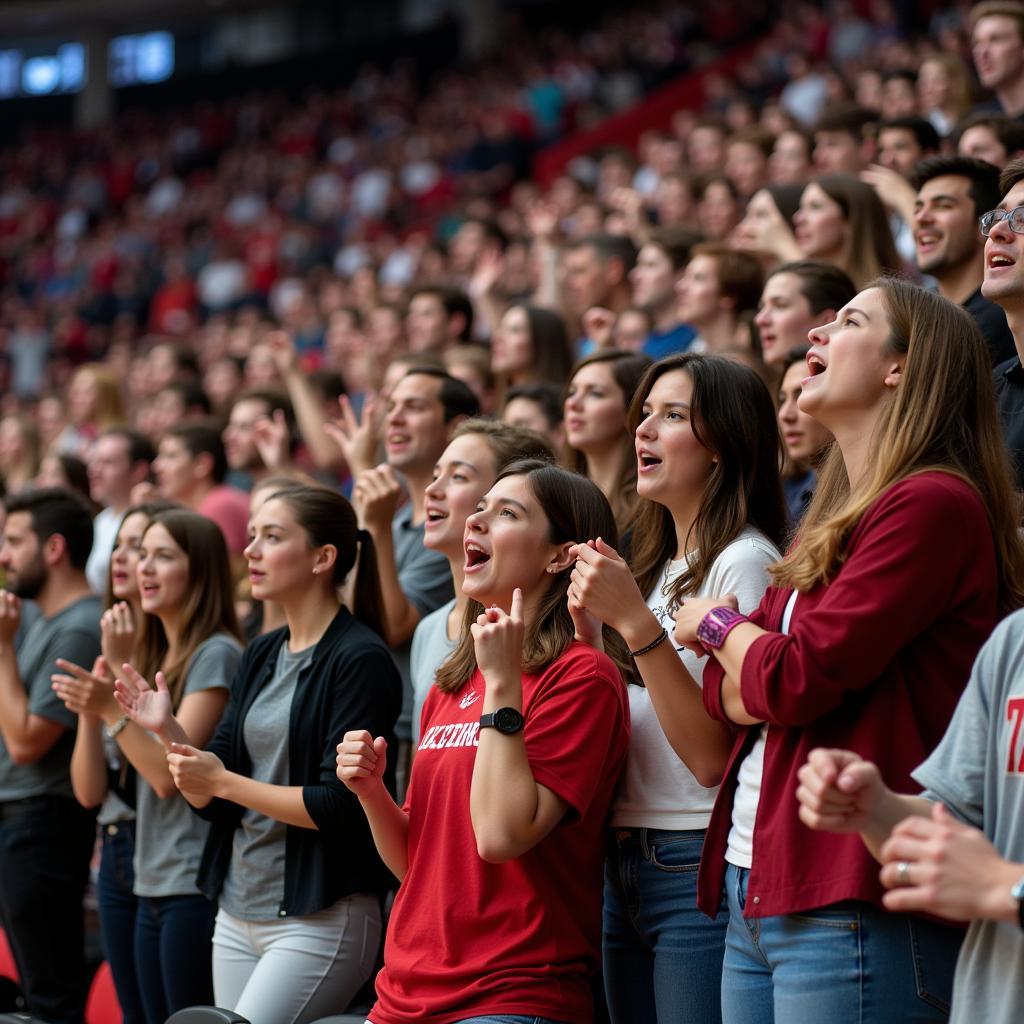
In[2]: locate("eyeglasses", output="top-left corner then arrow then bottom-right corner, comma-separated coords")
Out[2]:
980,206 -> 1024,236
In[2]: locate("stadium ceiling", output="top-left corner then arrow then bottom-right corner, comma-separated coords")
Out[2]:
0,0 -> 271,34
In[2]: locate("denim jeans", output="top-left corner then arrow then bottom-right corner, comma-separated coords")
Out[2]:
722,863 -> 963,1024
97,822 -> 145,1024
134,892 -> 217,1024
0,794 -> 96,1024
603,828 -> 727,1024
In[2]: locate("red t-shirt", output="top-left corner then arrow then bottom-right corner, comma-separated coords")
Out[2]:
198,485 -> 251,555
370,641 -> 630,1024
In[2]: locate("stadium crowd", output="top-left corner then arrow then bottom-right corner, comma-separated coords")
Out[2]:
2,1 -> 1024,1023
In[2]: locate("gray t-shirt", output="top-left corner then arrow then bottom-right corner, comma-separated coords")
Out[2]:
219,640 -> 313,920
391,506 -> 454,739
133,633 -> 241,897
409,597 -> 458,746
913,609 -> 1024,1024
0,594 -> 101,801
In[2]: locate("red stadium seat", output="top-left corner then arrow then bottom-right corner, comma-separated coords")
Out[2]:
85,963 -> 121,1024
0,932 -> 16,982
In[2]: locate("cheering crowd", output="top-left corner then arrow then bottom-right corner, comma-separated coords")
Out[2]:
3,2 -> 1024,1024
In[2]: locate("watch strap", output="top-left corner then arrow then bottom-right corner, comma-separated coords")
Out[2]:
1012,875 -> 1024,930
479,707 -> 524,735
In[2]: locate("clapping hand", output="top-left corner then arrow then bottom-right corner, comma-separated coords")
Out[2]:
113,664 -> 174,737
167,743 -> 227,800
51,656 -> 119,721
0,591 -> 21,645
101,602 -> 137,672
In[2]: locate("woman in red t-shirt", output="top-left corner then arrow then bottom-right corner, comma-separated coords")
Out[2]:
337,461 -> 631,1024
672,279 -> 1024,1022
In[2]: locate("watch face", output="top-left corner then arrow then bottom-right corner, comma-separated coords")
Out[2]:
493,706 -> 524,734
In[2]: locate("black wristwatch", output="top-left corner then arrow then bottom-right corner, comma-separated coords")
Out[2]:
1011,875 -> 1024,930
479,707 -> 524,735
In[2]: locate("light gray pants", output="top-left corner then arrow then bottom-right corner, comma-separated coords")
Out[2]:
213,893 -> 381,1024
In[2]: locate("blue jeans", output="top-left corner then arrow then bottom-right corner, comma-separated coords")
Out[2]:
134,893 -> 216,1024
97,822 -> 145,1024
722,863 -> 963,1023
603,828 -> 726,1023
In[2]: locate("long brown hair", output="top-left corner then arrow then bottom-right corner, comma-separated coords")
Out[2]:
103,500 -> 180,611
563,349 -> 653,535
813,175 -> 901,289
630,353 -> 789,607
772,278 -> 1024,611
135,510 -> 241,709
434,461 -> 631,692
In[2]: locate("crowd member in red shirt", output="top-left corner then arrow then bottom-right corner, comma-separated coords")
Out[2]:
672,277 -> 1024,1023
337,461 -> 630,1024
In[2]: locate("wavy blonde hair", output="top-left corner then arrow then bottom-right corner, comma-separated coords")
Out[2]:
771,278 -> 1024,612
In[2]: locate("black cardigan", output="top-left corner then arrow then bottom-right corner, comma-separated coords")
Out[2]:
194,606 -> 401,916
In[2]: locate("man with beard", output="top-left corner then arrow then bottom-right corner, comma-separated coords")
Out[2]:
0,488 -> 101,1024
910,155 -> 1016,366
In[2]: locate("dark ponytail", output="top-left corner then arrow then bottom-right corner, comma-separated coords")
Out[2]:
268,486 -> 387,639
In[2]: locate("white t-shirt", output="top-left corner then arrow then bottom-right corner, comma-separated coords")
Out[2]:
611,527 -> 780,830
725,588 -> 799,867
85,505 -> 122,597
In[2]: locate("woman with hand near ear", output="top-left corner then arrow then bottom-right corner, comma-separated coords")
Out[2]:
567,353 -> 787,1024
151,486 -> 401,1024
671,280 -> 1024,1022
338,462 -> 630,1024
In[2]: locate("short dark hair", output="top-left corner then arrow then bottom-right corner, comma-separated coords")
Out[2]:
160,379 -> 211,416
164,420 -> 229,483
878,117 -> 940,154
461,217 -> 509,251
767,260 -> 857,316
882,68 -> 918,88
231,390 -> 297,453
1000,156 -> 1024,197
402,368 -> 481,423
645,228 -> 703,271
814,104 -> 877,142
5,487 -> 94,570
568,233 -> 639,273
953,112 -> 1024,155
409,286 -> 475,342
99,427 -> 156,467
909,155 -> 1002,218
504,382 -> 564,428
307,369 -> 347,404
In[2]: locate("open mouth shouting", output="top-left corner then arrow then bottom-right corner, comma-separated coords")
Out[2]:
804,349 -> 827,384
636,446 -> 663,474
464,540 -> 492,573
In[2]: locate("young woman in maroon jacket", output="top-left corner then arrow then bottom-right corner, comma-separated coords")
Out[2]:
671,278 -> 1024,1023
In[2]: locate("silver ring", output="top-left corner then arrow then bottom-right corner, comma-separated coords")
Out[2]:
896,860 -> 912,887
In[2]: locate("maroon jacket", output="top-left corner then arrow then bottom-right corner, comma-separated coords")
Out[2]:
699,471 -> 999,919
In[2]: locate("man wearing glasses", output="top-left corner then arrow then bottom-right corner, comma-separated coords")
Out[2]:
979,156 -> 1024,488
